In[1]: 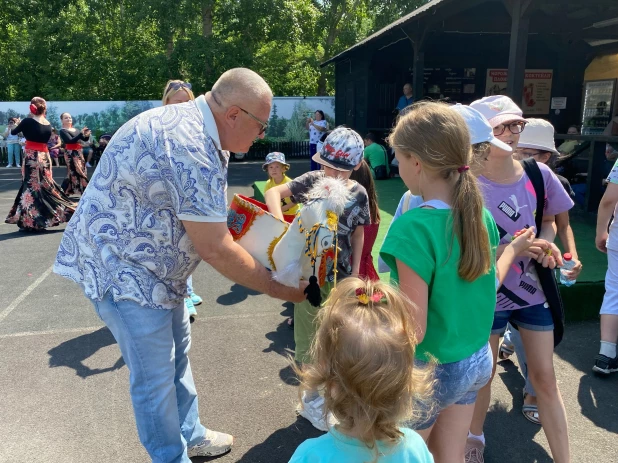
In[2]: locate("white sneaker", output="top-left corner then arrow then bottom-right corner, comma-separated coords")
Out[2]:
187,429 -> 234,457
296,392 -> 338,431
85,162 -> 92,168
6,164 -> 13,168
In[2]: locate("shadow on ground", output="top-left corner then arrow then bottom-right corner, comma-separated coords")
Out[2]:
233,417 -> 323,463
0,228 -> 65,242
263,302 -> 294,358
485,360 -> 552,463
48,327 -> 124,378
554,320 -> 618,433
216,284 -> 261,306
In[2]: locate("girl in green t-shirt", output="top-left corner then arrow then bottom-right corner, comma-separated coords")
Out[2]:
380,101 -> 503,463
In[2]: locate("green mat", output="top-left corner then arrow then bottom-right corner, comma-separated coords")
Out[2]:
252,178 -> 605,322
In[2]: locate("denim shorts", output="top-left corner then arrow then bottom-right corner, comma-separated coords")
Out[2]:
408,343 -> 493,430
491,302 -> 554,335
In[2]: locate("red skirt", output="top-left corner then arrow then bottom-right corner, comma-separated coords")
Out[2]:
359,223 -> 380,281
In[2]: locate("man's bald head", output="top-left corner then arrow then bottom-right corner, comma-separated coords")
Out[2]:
211,68 -> 273,108
206,68 -> 273,153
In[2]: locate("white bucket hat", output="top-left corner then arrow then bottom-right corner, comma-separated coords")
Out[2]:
451,104 -> 512,152
517,118 -> 559,155
469,95 -> 526,128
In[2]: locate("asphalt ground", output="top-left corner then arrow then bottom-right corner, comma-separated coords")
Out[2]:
0,160 -> 616,463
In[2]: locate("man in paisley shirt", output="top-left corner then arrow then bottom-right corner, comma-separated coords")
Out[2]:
53,68 -> 306,462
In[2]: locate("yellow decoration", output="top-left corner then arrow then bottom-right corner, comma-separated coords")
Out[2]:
267,231 -> 287,271
358,294 -> 369,304
326,210 -> 337,230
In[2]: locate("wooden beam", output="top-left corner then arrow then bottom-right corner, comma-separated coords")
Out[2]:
506,0 -> 530,103
400,21 -> 428,101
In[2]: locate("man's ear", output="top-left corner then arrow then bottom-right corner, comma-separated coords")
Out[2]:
225,106 -> 241,128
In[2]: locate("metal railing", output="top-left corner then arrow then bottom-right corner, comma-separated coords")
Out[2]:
245,141 -> 311,159
554,134 -> 618,212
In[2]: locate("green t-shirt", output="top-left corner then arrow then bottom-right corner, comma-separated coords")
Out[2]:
380,208 -> 498,363
363,143 -> 389,172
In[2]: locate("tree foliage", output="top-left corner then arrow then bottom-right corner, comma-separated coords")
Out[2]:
0,0 -> 426,101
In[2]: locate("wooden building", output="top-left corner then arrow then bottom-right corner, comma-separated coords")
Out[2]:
321,0 -> 618,138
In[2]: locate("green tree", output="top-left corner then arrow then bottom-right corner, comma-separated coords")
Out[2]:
285,101 -> 311,141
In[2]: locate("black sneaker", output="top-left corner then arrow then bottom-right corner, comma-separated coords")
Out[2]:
592,354 -> 618,375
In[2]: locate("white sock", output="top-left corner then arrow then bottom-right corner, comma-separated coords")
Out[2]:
468,431 -> 485,445
600,341 -> 617,359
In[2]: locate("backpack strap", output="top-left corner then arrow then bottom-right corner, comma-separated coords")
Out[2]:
403,191 -> 412,212
520,158 -> 544,236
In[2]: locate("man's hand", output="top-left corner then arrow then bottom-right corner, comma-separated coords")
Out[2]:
183,220 -> 309,303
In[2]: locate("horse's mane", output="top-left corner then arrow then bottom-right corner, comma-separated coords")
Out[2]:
302,176 -> 352,217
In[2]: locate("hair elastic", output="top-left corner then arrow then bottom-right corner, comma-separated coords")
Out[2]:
29,104 -> 38,114
355,287 -> 384,305
457,165 -> 470,173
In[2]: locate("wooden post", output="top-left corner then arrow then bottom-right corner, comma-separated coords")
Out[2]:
506,0 -> 531,105
402,23 -> 427,102
585,141 -> 609,212
412,41 -> 425,102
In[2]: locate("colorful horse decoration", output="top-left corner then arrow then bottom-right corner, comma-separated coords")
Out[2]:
227,176 -> 351,306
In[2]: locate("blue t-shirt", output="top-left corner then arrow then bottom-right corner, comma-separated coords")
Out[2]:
289,427 -> 434,463
397,95 -> 414,111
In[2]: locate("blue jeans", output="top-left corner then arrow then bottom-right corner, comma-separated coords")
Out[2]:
92,292 -> 206,463
310,143 -> 320,171
503,323 -> 536,397
408,343 -> 493,430
7,143 -> 21,166
187,275 -> 193,295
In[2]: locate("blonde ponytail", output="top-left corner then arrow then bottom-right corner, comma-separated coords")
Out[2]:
451,169 -> 491,281
387,101 -> 491,281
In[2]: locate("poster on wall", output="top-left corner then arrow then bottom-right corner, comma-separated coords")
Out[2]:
485,69 -> 553,115
420,68 -> 477,103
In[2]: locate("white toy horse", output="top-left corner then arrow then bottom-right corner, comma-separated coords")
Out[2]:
271,176 -> 350,305
227,176 -> 351,306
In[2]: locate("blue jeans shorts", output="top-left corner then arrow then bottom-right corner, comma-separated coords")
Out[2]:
407,342 -> 493,430
491,303 -> 554,335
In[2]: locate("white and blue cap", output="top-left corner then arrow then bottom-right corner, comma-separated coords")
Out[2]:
262,152 -> 290,171
452,103 -> 512,152
313,127 -> 364,171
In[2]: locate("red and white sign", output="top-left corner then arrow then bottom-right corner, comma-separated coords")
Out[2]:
485,69 -> 554,115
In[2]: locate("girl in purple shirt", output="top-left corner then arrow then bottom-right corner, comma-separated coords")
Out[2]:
465,96 -> 573,463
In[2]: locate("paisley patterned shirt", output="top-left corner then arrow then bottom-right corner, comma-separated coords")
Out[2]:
53,96 -> 229,309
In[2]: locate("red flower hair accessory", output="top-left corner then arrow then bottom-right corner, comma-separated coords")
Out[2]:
29,104 -> 38,114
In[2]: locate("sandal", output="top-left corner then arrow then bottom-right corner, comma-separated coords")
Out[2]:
498,342 -> 514,360
522,392 -> 541,425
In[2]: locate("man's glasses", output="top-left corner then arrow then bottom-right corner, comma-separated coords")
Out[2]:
239,107 -> 269,135
167,81 -> 192,92
493,121 -> 526,136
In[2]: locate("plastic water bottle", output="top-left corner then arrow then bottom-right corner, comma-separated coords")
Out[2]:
559,253 -> 576,287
